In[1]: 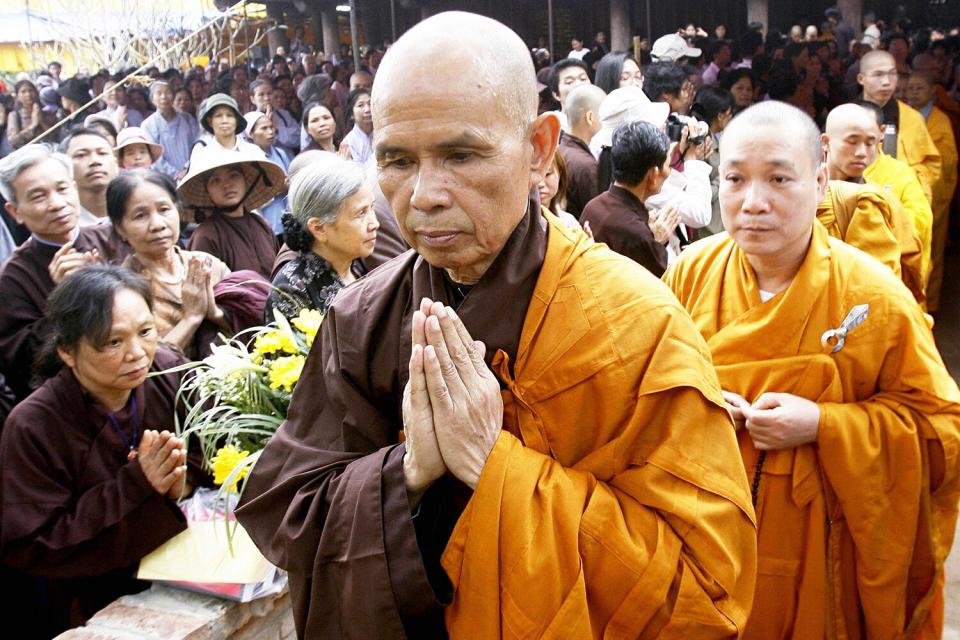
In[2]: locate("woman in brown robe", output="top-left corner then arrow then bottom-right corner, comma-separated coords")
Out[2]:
0,266 -> 202,635
178,150 -> 284,278
107,170 -> 232,357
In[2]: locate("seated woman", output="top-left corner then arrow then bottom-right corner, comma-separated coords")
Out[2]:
266,153 -> 378,321
0,265 -> 202,634
179,149 -> 285,278
107,170 -> 232,356
301,102 -> 338,153
189,93 -> 262,165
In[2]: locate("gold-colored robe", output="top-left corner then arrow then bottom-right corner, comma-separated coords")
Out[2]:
924,104 -> 958,311
664,222 -> 960,639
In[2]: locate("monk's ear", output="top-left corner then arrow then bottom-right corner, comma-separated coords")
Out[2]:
814,160 -> 829,202
856,72 -> 865,87
3,200 -> 22,225
528,112 -> 561,191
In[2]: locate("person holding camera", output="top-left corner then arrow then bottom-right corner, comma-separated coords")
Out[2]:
580,121 -> 680,277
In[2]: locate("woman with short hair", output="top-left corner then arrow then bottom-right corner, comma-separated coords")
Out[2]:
267,153 -> 378,320
0,265 -> 202,634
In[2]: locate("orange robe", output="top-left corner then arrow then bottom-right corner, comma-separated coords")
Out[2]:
894,99 -> 943,206
816,180 -> 925,303
441,214 -> 758,638
923,104 -> 958,312
664,222 -> 960,639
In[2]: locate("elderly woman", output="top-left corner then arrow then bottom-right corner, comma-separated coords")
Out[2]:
107,170 -> 231,356
180,149 -> 284,278
244,111 -> 291,237
266,153 -> 378,320
0,265 -> 201,634
190,93 -> 262,165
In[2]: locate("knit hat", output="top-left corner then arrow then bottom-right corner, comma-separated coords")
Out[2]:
114,127 -> 164,163
197,93 -> 245,135
177,148 -> 285,210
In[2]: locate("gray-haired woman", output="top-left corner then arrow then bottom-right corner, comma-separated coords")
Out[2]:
265,153 -> 379,321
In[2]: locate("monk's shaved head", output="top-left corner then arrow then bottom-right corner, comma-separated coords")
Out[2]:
564,84 -> 606,127
860,50 -> 896,74
722,101 -> 823,170
825,103 -> 875,137
372,11 -> 538,136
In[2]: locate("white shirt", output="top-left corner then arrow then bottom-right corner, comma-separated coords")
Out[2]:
189,135 -> 265,165
645,160 -> 713,263
568,49 -> 590,61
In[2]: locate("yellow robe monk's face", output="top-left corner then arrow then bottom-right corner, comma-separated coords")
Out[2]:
719,126 -> 828,263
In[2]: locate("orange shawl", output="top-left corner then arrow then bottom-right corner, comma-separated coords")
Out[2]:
664,224 -> 960,639
441,214 -> 758,638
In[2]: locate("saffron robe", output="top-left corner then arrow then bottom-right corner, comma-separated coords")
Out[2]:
664,222 -> 960,639
0,347 -> 203,633
923,105 -> 958,312
0,224 -> 128,403
237,206 -> 757,638
864,151 -> 934,278
891,99 -> 943,206
187,210 -> 279,279
816,180 -> 925,303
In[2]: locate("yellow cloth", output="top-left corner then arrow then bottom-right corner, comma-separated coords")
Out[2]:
895,100 -> 943,206
816,180 -> 925,303
924,105 -> 958,312
664,223 -> 960,639
441,213 -> 758,638
864,151 -> 934,278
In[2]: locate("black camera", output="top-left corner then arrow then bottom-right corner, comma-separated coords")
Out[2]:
666,113 -> 685,142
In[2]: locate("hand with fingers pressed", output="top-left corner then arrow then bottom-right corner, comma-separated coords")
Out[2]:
420,299 -> 503,490
401,298 -> 448,505
49,242 -> 101,284
721,390 -> 750,430
743,392 -> 820,451
136,430 -> 189,497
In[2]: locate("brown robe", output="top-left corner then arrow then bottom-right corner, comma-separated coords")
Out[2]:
580,184 -> 668,276
237,203 -> 546,638
558,131 -> 599,219
187,210 -> 279,279
0,347 -> 201,633
0,224 -> 129,403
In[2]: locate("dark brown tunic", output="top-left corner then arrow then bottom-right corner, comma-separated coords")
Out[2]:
237,202 -> 546,639
188,210 -> 279,279
0,347 -> 198,633
0,224 -> 129,402
580,184 -> 668,277
558,131 -> 599,219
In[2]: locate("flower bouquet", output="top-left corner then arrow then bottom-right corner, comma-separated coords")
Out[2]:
137,307 -> 322,600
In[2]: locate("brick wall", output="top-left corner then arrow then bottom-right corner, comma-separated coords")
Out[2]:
55,584 -> 295,640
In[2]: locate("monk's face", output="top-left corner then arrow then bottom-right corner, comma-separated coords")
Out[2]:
4,157 -> 80,244
905,76 -> 935,110
858,56 -> 897,105
374,58 -> 554,283
719,126 -> 827,262
825,112 -> 879,179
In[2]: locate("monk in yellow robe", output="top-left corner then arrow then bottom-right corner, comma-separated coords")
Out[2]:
237,12 -> 757,639
665,101 -> 960,639
858,50 -> 941,205
821,103 -> 926,301
906,71 -> 959,312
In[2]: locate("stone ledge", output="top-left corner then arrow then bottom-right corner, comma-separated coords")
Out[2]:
55,584 -> 294,640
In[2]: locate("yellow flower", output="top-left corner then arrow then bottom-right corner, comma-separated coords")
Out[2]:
211,445 -> 251,493
291,309 -> 324,346
254,330 -> 297,356
268,355 -> 305,392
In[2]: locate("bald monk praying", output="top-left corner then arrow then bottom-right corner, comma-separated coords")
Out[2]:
821,103 -> 926,301
858,50 -> 942,205
237,11 -> 757,640
665,101 -> 960,639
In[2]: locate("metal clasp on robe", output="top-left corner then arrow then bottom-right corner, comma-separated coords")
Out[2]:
820,304 -> 869,353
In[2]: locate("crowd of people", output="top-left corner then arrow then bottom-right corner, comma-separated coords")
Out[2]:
0,5 -> 958,639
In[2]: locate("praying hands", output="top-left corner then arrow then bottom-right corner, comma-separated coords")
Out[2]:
402,298 -> 503,504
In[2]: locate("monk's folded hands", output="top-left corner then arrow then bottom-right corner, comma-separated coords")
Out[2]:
401,303 -> 447,504
743,391 -> 821,450
721,389 -> 750,429
422,302 -> 502,490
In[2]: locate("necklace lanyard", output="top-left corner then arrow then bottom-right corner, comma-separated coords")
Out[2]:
106,394 -> 140,462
